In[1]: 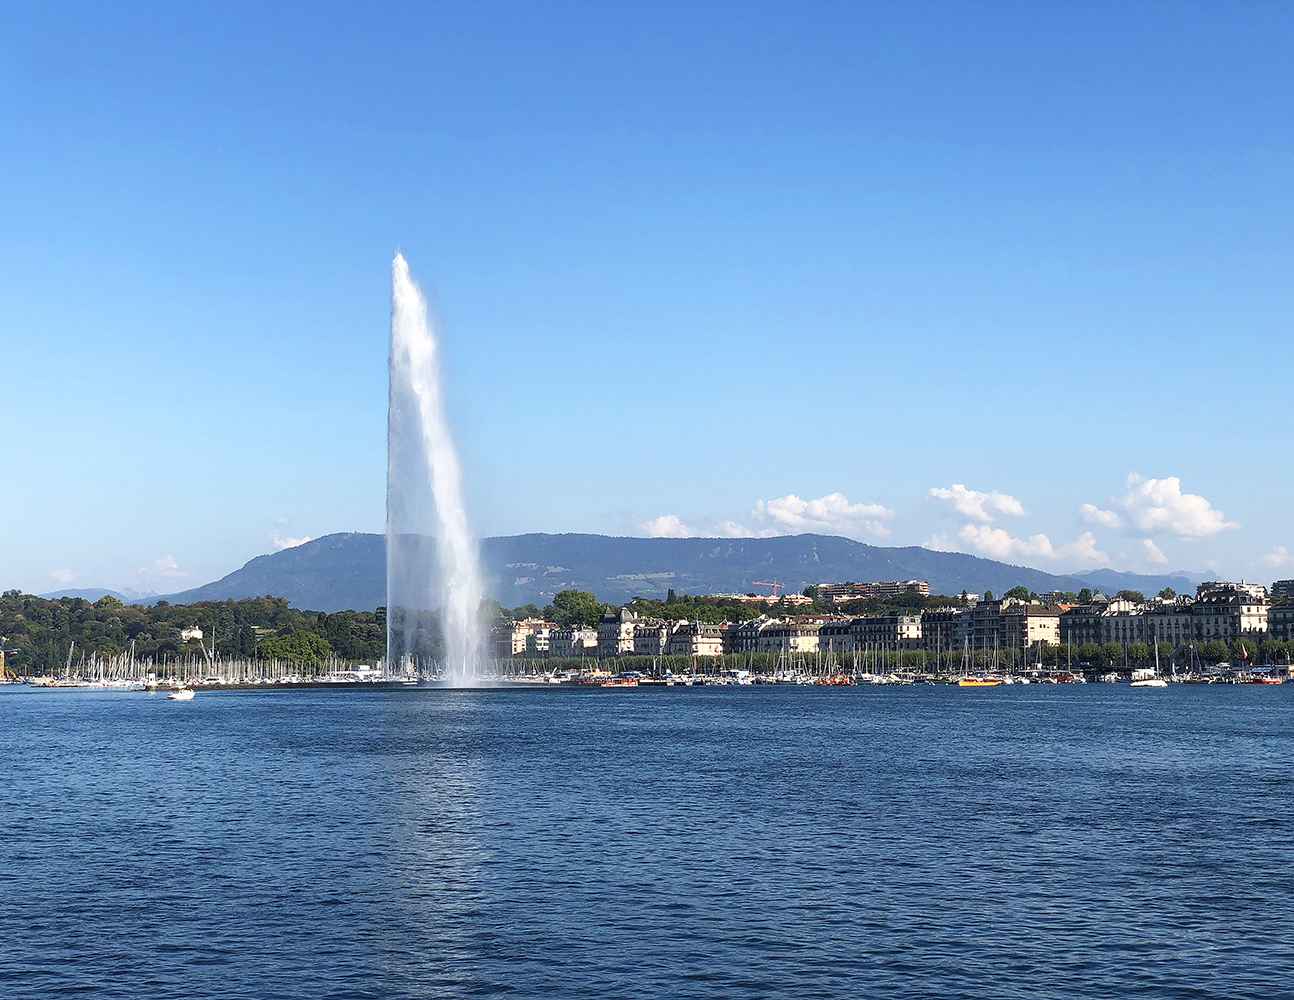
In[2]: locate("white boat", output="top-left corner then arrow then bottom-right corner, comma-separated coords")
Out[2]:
1130,678 -> 1169,688
167,687 -> 195,701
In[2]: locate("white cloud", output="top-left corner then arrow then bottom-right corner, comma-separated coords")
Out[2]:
754,492 -> 894,539
715,520 -> 756,538
957,525 -> 1109,568
1141,539 -> 1168,565
927,484 -> 1026,522
1261,546 -> 1292,568
923,533 -> 957,552
1079,503 -> 1122,529
641,514 -> 692,538
1111,475 -> 1238,539
50,568 -> 78,584
139,556 -> 187,581
272,532 -> 312,551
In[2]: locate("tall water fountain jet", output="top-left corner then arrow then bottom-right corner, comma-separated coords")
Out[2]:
387,253 -> 485,685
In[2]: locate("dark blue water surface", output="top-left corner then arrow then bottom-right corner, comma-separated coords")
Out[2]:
3,685 -> 1293,999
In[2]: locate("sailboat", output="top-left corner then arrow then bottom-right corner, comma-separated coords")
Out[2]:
1131,641 -> 1168,687
958,639 -> 1001,687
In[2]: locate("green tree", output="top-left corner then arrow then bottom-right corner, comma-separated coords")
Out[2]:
984,590 -> 995,601
1158,587 -> 1177,600
1078,642 -> 1102,664
1117,590 -> 1146,603
1155,641 -> 1176,665
1003,586 -> 1030,601
1231,638 -> 1258,664
1101,642 -> 1126,665
1261,639 -> 1288,663
1201,640 -> 1230,664
802,585 -> 819,599
547,590 -> 603,628
1128,642 -> 1150,664
258,631 -> 332,664
1077,588 -> 1093,604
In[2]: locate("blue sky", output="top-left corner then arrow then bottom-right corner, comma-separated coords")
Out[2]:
2,1 -> 1291,595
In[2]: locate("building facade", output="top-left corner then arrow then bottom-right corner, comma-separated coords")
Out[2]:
851,613 -> 922,650
665,621 -> 725,657
549,625 -> 599,658
597,609 -> 641,659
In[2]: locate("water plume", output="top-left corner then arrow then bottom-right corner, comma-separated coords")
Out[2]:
387,253 -> 484,685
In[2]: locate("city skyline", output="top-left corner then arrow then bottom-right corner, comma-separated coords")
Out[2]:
3,2 -> 1292,594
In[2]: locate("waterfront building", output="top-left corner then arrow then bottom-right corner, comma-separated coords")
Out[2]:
1268,603 -> 1294,642
525,623 -> 554,657
998,604 -> 1062,649
1102,607 -> 1147,648
756,619 -> 822,654
725,617 -> 774,653
491,618 -> 553,658
1060,596 -> 1114,647
549,624 -> 599,658
597,609 -> 641,659
817,618 -> 854,654
851,613 -> 922,650
632,620 -> 671,656
920,607 -> 972,654
1192,582 -> 1268,641
665,621 -> 724,657
1143,600 -> 1195,648
969,600 -> 1003,651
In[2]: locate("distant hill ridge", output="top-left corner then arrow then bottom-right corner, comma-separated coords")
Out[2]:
152,532 -> 1202,613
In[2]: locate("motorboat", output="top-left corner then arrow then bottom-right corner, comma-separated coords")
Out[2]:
1130,678 -> 1169,688
167,687 -> 195,701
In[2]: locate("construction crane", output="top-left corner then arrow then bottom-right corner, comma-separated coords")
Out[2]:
753,579 -> 784,599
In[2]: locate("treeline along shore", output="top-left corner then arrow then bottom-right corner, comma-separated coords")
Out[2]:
3,575 -> 1291,684
0,590 -> 385,676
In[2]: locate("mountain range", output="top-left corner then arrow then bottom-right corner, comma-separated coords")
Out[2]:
146,532 -> 1205,613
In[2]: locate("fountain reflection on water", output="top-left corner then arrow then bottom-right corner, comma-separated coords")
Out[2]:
386,253 -> 484,686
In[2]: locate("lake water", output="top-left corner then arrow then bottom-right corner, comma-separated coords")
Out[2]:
2,684 -> 1293,999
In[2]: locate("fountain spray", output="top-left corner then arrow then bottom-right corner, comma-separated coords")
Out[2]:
387,253 -> 484,685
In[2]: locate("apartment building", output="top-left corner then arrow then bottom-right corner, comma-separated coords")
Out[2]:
756,619 -> 823,654
665,621 -> 725,657
817,618 -> 855,654
491,618 -> 554,658
999,604 -> 1062,649
549,625 -> 599,658
920,607 -> 972,653
851,613 -> 922,650
631,620 -> 671,656
1192,582 -> 1268,641
597,609 -> 641,659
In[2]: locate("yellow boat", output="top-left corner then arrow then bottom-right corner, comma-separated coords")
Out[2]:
957,676 -> 1002,687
